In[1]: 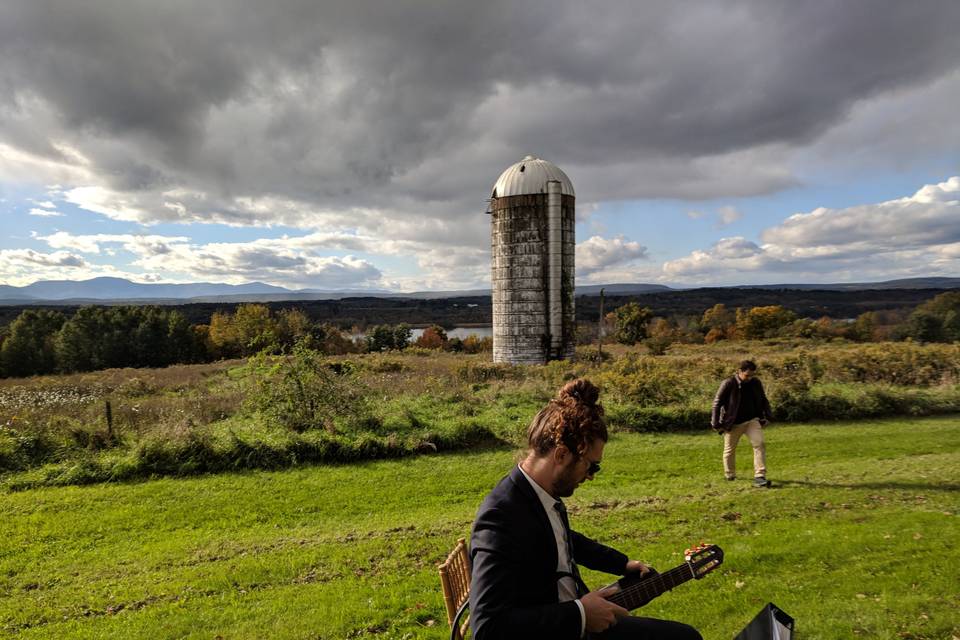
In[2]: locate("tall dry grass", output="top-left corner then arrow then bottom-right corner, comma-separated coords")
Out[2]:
1,341 -> 958,486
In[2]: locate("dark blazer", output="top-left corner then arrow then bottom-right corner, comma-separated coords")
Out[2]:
469,466 -> 629,640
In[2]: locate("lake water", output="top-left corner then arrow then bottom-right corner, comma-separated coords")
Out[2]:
349,326 -> 493,341
410,326 -> 492,340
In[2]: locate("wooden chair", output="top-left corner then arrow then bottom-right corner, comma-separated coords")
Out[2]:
438,537 -> 472,640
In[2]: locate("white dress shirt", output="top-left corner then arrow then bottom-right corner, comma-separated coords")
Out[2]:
518,465 -> 587,637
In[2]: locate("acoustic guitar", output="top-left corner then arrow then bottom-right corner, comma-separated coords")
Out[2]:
602,544 -> 724,610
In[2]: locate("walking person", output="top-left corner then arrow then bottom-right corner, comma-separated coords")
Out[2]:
711,360 -> 773,487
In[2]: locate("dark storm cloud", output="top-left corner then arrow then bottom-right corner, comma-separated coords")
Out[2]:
2,0 -> 959,228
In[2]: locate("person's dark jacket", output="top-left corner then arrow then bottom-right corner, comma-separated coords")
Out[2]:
711,375 -> 772,432
469,466 -> 629,640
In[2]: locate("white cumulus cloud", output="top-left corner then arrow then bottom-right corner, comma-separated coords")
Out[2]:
664,176 -> 960,284
28,207 -> 62,217
763,176 -> 960,248
39,231 -> 190,255
0,249 -> 89,284
577,235 -> 649,276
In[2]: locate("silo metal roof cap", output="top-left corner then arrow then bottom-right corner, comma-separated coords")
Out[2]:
491,155 -> 576,198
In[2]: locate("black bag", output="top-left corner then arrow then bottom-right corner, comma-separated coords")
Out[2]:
734,602 -> 794,640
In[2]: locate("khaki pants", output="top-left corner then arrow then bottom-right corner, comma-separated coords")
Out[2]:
723,418 -> 766,479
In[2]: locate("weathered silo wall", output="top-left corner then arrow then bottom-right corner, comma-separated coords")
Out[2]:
490,156 -> 575,364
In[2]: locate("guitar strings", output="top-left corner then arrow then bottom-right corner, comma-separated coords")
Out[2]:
609,555 -> 719,609
610,564 -> 694,609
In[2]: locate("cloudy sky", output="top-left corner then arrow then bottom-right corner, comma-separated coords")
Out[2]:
1,0 -> 959,291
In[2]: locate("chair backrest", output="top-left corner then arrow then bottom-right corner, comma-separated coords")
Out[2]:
438,537 -> 472,640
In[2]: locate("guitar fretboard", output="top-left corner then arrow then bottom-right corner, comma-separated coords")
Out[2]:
606,563 -> 694,611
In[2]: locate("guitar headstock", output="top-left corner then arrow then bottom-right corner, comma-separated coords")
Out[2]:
683,543 -> 724,579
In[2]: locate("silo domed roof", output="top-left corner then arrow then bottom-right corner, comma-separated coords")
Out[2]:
492,155 -> 575,198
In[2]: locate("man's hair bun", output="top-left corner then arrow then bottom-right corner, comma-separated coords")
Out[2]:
556,378 -> 600,408
526,378 -> 606,456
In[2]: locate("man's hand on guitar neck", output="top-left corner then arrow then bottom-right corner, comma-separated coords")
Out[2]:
623,559 -> 653,576
581,587 -> 629,633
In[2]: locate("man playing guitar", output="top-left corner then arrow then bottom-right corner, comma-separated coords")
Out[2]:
469,378 -> 705,639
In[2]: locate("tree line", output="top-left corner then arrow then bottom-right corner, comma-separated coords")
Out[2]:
601,292 -> 960,352
0,304 -> 493,378
1,293 -> 958,379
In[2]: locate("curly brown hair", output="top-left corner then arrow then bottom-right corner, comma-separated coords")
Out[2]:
527,378 -> 607,457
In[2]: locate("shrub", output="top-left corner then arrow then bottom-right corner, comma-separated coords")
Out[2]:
813,343 -> 960,386
595,354 -> 698,406
246,341 -> 373,433
5,338 -> 960,488
645,336 -> 672,356
460,335 -> 493,354
364,357 -> 406,373
0,427 -> 59,471
539,359 -> 590,388
612,303 -> 652,345
456,361 -> 517,383
134,428 -> 219,476
771,383 -> 960,422
704,327 -> 728,344
606,404 -> 709,432
574,345 -> 612,363
765,351 -> 824,392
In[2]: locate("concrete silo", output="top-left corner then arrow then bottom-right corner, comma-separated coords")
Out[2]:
489,155 -> 575,364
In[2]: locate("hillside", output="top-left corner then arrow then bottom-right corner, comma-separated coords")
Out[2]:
0,287 -> 952,330
1,276 -> 958,305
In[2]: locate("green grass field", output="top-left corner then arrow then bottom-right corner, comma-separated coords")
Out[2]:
2,415 -> 958,639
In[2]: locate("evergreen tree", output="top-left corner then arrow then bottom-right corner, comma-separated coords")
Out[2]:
0,309 -> 66,377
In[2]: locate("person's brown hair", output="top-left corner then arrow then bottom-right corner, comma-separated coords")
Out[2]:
527,378 -> 607,457
738,360 -> 757,372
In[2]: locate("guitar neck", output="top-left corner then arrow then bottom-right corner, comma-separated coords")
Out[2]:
606,563 -> 695,611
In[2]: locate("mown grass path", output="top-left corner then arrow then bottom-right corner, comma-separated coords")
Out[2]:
1,416 -> 958,639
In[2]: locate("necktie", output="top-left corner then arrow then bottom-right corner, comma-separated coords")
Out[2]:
554,500 -> 585,596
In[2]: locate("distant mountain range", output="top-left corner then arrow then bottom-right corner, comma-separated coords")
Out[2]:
0,277 -> 392,304
732,277 -> 960,291
0,276 -> 957,305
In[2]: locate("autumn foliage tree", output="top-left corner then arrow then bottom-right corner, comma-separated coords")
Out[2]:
460,334 -> 492,353
612,302 -> 653,345
307,323 -> 358,355
735,305 -> 797,339
900,292 -> 960,343
207,304 -> 291,358
414,325 -> 448,349
276,308 -> 312,349
701,303 -> 736,342
233,304 -> 278,354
